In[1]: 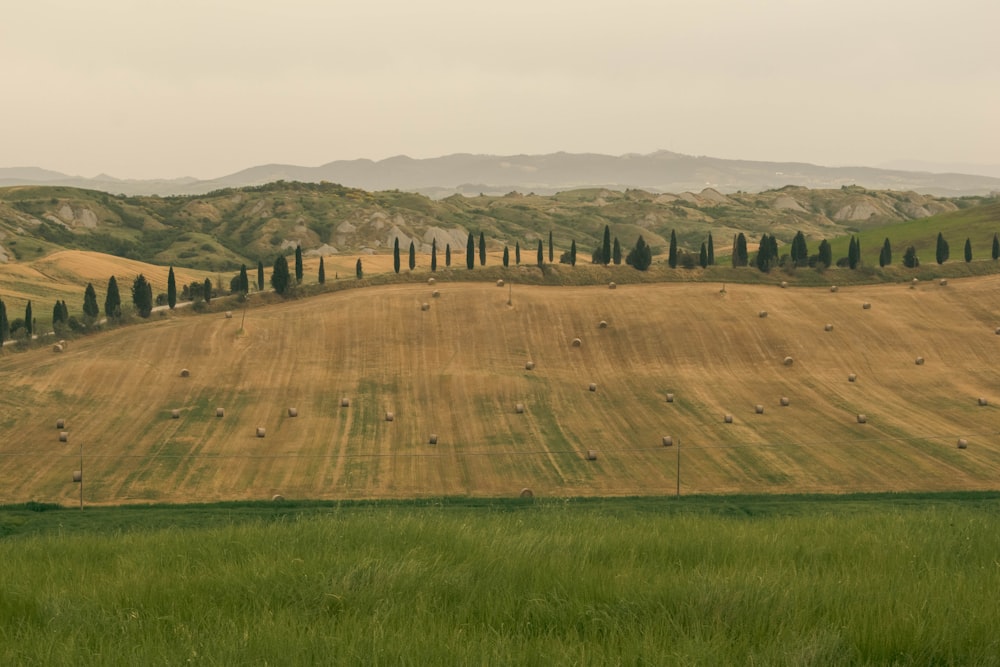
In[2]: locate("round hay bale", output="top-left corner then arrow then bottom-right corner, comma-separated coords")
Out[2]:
856,414 -> 867,424
915,357 -> 925,365
225,311 -> 233,319
58,340 -> 67,348
662,436 -> 673,447
59,431 -> 68,442
519,488 -> 534,499
429,433 -> 438,445
783,356 -> 793,366
385,411 -> 394,422
588,383 -> 597,392
758,311 -> 768,318
862,302 -> 871,310
755,404 -> 765,414
215,408 -> 225,417
72,471 -> 82,483
421,302 -> 430,311
608,282 -> 617,290
598,320 -> 608,328
957,438 -> 968,449
977,397 -> 988,406
496,279 -> 504,287
780,281 -> 788,288
848,373 -> 857,383
724,414 -> 733,424
824,323 -> 834,332
171,409 -> 180,419
56,419 -> 65,429
666,393 -> 675,403
287,407 -> 298,417
571,338 -> 582,347
53,344 -> 63,353
272,494 -> 285,502
340,397 -> 350,408
432,290 -> 440,298
994,327 -> 1000,335
780,396 -> 790,407
939,279 -> 948,286
830,285 -> 839,293
912,278 -> 919,284
525,361 -> 535,371
585,449 -> 598,461
180,369 -> 190,378
515,403 -> 525,414
428,277 -> 436,285
256,427 -> 266,438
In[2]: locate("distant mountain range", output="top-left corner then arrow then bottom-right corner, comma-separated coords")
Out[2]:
3,150 -> 1000,198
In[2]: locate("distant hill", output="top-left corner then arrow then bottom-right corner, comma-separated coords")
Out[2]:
4,151 -> 1000,197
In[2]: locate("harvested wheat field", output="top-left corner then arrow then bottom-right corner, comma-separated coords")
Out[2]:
2,276 -> 1000,504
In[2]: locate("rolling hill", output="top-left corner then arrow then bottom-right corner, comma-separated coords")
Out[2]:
2,275 -> 999,505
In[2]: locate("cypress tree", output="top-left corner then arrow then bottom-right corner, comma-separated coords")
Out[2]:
848,236 -> 858,269
502,246 -> 509,267
25,301 -> 33,337
735,233 -> 749,267
964,237 -> 972,263
239,264 -> 249,293
408,241 -> 416,270
393,237 -> 401,274
668,230 -> 678,268
699,242 -> 708,268
61,300 -> 69,323
431,239 -> 437,272
993,233 -> 999,261
791,231 -> 808,266
318,257 -> 326,284
257,261 -> 264,291
903,245 -> 920,268
548,230 -> 554,263
570,239 -> 577,267
355,258 -> 363,279
755,234 -> 773,272
83,283 -> 99,321
536,239 -> 544,267
203,278 -> 212,304
271,255 -> 291,295
479,232 -> 486,266
818,239 -> 832,268
515,242 -> 521,265
132,274 -> 153,318
707,233 -> 715,265
445,243 -> 451,267
466,232 -> 475,270
935,232 -> 949,265
52,301 -> 64,329
602,225 -> 612,265
167,266 -> 177,309
0,298 -> 7,344
880,238 -> 892,267
626,235 -> 652,271
105,276 -> 121,319
613,238 -> 621,265
294,245 -> 303,283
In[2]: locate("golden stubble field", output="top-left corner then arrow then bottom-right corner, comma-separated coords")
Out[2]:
2,274 -> 1000,504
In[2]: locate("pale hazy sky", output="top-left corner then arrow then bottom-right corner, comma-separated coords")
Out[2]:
2,0 -> 997,180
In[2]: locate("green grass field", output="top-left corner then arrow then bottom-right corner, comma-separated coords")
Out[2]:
2,494 -> 999,665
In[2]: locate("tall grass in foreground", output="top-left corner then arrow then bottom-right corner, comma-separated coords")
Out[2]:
2,502 -> 1000,665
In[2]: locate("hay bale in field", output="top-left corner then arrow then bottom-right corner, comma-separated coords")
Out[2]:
341,398 -> 350,408
572,338 -> 582,347
957,438 -> 968,449
589,383 -> 597,392
72,471 -> 82,483
256,427 -> 266,438
666,393 -> 675,403
848,374 -> 857,383
862,302 -> 871,310
421,302 -> 430,311
216,408 -> 225,417
53,344 -> 63,353
824,323 -> 834,332
780,281 -> 787,288
432,290 -> 440,298
515,403 -> 525,414
783,356 -> 793,366
225,311 -> 233,319
608,282 -> 617,290
755,404 -> 765,414
59,431 -> 69,442
519,488 -> 534,499
994,327 -> 1000,335
662,436 -> 673,447
780,397 -> 790,406
758,310 -> 768,318
939,279 -> 948,287
180,368 -> 190,377
428,277 -> 436,285
385,411 -> 394,422
272,494 -> 285,502
585,450 -> 598,461
977,397 -> 988,406
525,361 -> 535,370
496,279 -> 504,287
830,285 -> 839,293
58,340 -> 66,348
171,409 -> 180,419
429,433 -> 438,445
915,357 -> 925,365
724,414 -> 733,424
599,320 -> 608,328
288,407 -> 298,417
56,419 -> 65,429
856,414 -> 867,424
912,278 -> 919,285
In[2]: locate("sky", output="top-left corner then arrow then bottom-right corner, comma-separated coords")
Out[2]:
2,0 -> 998,180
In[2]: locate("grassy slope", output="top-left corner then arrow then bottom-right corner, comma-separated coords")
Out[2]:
2,272 -> 1000,505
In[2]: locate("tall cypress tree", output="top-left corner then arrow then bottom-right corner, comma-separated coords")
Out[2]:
935,232 -> 949,265
548,230 -> 554,262
257,261 -> 265,291
203,278 -> 212,304
294,245 -> 304,283
818,239 -> 832,268
536,240 -> 544,267
25,301 -> 33,337
515,242 -> 521,265
83,283 -> 99,321
431,239 -> 437,272
355,258 -> 363,279
393,237 -> 401,274
699,242 -> 708,268
167,265 -> 177,309
848,236 -> 860,269
993,233 -> 999,261
479,232 -> 486,266
626,235 -> 652,271
570,239 -> 577,267
52,301 -> 64,329
105,276 -> 121,319
445,243 -> 451,267
408,241 -> 416,270
502,246 -> 509,267
668,230 -> 678,268
132,274 -> 153,318
735,233 -> 749,267
602,225 -> 612,265
880,238 -> 892,267
239,264 -> 250,293
318,257 -> 326,284
964,237 -> 972,263
612,238 -> 621,265
0,298 -> 7,344
466,232 -> 475,270
707,232 -> 715,265
791,231 -> 808,266
271,255 -> 290,295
